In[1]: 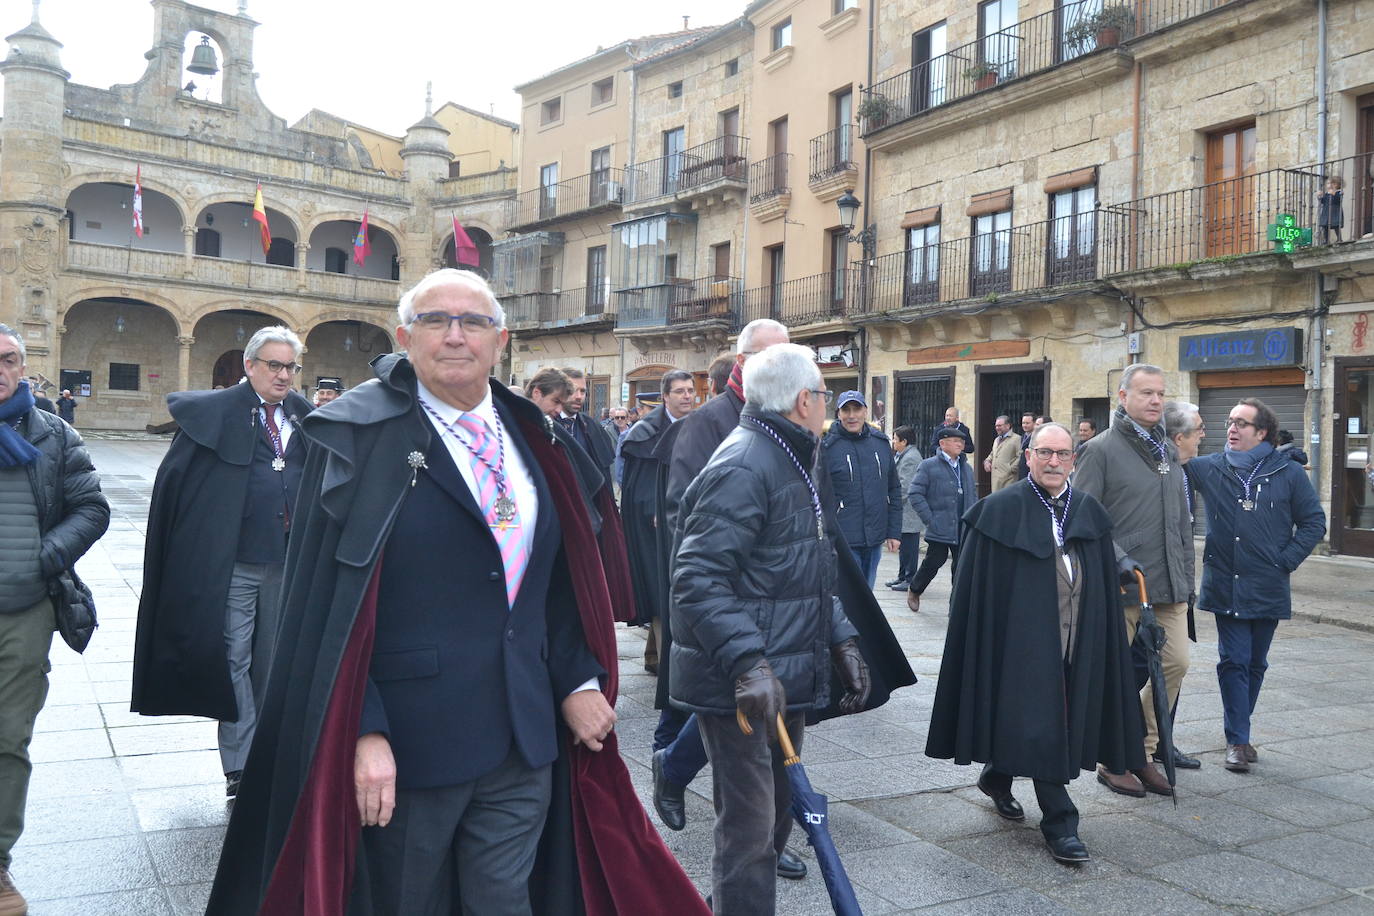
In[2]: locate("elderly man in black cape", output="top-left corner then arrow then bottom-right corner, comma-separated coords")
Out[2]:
206,270 -> 703,916
619,368 -> 695,674
649,321 -> 916,855
131,326 -> 313,798
926,423 -> 1144,865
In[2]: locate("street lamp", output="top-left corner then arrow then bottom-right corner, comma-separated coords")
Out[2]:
836,189 -> 877,259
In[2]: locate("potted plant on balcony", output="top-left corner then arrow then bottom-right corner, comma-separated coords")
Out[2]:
1065,5 -> 1136,53
857,94 -> 898,130
963,61 -> 1000,91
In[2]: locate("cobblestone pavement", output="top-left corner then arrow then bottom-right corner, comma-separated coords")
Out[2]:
14,439 -> 1374,914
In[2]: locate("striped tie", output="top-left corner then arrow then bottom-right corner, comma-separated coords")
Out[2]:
455,413 -> 528,608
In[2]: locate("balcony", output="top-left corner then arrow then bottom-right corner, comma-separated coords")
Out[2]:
432,167 -> 517,205
65,240 -> 401,306
612,276 -> 738,353
862,0 -> 1298,150
625,137 -> 749,211
507,168 -> 629,233
748,153 -> 792,222
737,269 -> 860,333
504,286 -> 612,332
808,126 -> 858,203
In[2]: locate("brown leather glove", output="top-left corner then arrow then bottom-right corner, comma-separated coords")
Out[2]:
734,659 -> 786,742
831,638 -> 870,715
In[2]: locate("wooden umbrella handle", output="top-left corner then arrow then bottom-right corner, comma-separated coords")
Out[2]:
1133,567 -> 1150,606
734,710 -> 801,764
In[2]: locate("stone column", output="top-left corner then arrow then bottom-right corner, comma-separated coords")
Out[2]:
177,335 -> 195,392
182,225 -> 197,278
296,242 -> 309,291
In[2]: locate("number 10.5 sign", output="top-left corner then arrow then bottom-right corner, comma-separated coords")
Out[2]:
1267,214 -> 1313,253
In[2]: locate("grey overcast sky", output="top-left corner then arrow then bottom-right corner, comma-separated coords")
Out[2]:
4,0 -> 749,135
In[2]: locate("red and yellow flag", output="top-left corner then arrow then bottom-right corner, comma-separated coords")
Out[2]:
252,184 -> 271,255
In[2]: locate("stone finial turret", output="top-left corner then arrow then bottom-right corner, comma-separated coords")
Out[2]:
4,0 -> 67,72
402,83 -> 453,180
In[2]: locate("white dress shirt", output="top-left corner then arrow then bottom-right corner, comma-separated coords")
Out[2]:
258,401 -> 293,452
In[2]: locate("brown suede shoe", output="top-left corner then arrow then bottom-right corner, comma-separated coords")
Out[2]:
1132,763 -> 1174,796
1096,765 -> 1146,797
1225,745 -> 1251,772
0,867 -> 27,916
907,589 -> 920,613
1243,743 -> 1258,763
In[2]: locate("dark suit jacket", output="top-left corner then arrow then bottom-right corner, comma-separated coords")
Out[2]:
359,398 -> 603,790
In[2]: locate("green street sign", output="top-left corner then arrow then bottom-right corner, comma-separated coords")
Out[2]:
1266,213 -> 1313,253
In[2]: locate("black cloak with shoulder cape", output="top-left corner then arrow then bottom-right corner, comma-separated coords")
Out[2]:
130,381 -> 312,720
925,479 -> 1145,783
206,355 -> 699,916
618,405 -> 673,627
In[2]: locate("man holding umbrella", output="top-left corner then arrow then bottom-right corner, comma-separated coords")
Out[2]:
926,423 -> 1144,864
1075,363 -> 1196,796
671,343 -> 870,913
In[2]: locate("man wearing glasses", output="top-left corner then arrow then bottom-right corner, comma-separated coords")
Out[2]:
132,327 -> 313,799
209,270 -> 700,915
927,423 -> 1144,865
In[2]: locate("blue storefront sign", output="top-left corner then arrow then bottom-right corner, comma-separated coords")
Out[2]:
1178,327 -> 1303,371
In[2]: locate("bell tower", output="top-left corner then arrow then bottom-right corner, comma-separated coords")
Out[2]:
399,83 -> 454,288
0,0 -> 70,373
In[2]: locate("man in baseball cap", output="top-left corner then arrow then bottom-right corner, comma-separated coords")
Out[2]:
822,389 -> 901,587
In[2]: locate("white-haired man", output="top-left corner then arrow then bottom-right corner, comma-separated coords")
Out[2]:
132,325 -> 314,798
207,269 -> 705,915
672,342 -> 869,913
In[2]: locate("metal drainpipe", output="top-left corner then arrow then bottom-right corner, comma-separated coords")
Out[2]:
858,0 -> 878,406
1309,0 -> 1328,495
622,51 -> 638,406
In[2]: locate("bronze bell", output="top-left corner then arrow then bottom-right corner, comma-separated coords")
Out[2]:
187,36 -> 219,76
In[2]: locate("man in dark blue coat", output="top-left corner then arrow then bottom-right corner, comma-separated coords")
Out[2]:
926,405 -> 974,456
1185,397 -> 1325,773
132,326 -> 313,798
906,426 -> 977,612
822,390 -> 901,587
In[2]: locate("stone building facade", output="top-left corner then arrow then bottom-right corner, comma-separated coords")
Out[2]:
0,0 -> 514,430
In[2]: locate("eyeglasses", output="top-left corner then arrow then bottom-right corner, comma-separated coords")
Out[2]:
411,311 -> 501,334
252,358 -> 302,376
1225,417 -> 1254,430
1031,448 -> 1075,462
809,389 -> 834,404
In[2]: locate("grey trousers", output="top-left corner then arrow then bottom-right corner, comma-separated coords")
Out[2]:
218,561 -> 283,774
360,749 -> 553,916
698,710 -> 805,916
0,597 -> 54,867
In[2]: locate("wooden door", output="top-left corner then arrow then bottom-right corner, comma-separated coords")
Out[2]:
1205,124 -> 1257,256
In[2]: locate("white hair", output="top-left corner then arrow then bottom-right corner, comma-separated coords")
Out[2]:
736,318 -> 788,355
742,343 -> 821,413
243,325 -> 303,362
398,268 -> 506,328
1163,400 -> 1201,437
0,322 -> 23,362
1119,363 -> 1164,393
1029,422 -> 1075,448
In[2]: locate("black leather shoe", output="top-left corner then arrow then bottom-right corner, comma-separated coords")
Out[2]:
777,850 -> 807,880
1154,748 -> 1202,770
1046,834 -> 1090,864
225,770 -> 242,798
651,750 -> 686,831
889,580 -> 910,591
884,578 -> 902,587
976,773 -> 1025,820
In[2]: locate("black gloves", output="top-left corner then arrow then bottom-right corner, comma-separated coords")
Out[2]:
734,660 -> 786,742
1118,555 -> 1144,589
831,638 -> 871,715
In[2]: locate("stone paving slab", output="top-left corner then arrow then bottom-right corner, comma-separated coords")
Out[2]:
12,439 -> 1374,914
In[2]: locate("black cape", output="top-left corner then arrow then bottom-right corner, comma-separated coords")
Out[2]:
619,406 -> 674,627
654,395 -> 916,717
130,381 -> 312,720
925,479 -> 1145,782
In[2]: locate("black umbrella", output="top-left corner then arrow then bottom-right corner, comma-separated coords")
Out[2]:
736,711 -> 863,915
1131,569 -> 1178,806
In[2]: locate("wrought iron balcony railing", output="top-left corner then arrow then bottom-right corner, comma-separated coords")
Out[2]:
748,153 -> 791,203
626,136 -> 749,203
614,276 -> 742,329
809,126 -> 856,183
737,269 -> 859,330
509,168 -> 628,229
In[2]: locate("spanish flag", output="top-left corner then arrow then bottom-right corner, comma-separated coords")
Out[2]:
252,184 -> 271,255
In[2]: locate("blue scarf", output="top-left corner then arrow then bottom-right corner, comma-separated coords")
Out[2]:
1223,440 -> 1274,472
0,381 -> 42,467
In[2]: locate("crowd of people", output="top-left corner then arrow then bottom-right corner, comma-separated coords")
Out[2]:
0,269 -> 1332,914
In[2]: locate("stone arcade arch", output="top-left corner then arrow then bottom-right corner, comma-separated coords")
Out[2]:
60,296 -> 181,430
191,307 -> 295,393
193,198 -> 300,265
304,319 -> 395,390
307,218 -> 400,280
65,181 -> 186,253
440,225 -> 495,278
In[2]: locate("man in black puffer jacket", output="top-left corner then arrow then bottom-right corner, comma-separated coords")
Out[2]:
671,343 -> 869,915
